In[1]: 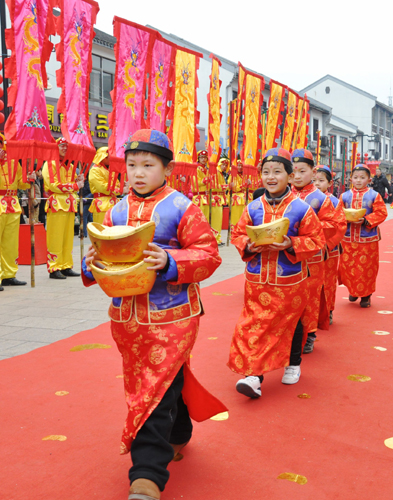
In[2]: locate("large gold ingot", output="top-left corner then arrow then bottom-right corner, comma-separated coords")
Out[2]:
90,260 -> 156,298
343,208 -> 366,222
246,218 -> 290,246
87,221 -> 156,263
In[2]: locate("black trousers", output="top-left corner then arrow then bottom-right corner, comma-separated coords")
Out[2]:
129,366 -> 193,492
289,319 -> 304,366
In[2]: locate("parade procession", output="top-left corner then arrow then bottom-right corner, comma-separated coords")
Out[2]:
1,1 -> 393,499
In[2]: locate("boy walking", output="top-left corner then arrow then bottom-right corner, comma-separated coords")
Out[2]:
229,148 -> 325,397
83,130 -> 226,500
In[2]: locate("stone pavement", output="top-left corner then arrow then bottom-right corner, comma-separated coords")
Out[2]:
0,230 -> 244,360
2,205 -> 392,360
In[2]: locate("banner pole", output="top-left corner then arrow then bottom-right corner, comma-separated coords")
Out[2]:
226,100 -> 235,246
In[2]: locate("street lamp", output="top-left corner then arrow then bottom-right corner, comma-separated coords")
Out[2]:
352,134 -> 380,162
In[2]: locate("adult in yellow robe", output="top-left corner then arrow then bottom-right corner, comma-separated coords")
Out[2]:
42,138 -> 84,279
192,150 -> 210,221
228,160 -> 246,228
210,158 -> 228,246
88,147 -> 122,224
0,142 -> 35,290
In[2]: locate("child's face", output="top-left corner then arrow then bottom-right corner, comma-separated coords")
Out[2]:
352,170 -> 369,190
126,152 -> 173,195
292,162 -> 315,188
261,161 -> 291,195
314,172 -> 332,193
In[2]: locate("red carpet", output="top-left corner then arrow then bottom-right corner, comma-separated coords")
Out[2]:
2,220 -> 393,500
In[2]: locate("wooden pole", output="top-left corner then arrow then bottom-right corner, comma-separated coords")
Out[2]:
28,179 -> 35,288
226,100 -> 235,246
78,162 -> 84,262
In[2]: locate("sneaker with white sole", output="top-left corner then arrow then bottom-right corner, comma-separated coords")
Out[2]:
282,365 -> 301,385
235,376 -> 261,398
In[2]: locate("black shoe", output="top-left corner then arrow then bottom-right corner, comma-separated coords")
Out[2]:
303,336 -> 315,354
1,277 -> 27,286
360,295 -> 371,308
218,242 -> 225,247
0,286 -> 4,291
49,270 -> 67,280
329,311 -> 333,325
61,268 -> 80,277
348,295 -> 358,302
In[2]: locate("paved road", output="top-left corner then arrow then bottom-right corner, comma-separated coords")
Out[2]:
0,230 -> 244,360
2,205 -> 392,360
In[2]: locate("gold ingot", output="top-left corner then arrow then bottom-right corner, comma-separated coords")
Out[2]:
277,473 -> 307,485
90,260 -> 156,298
42,435 -> 67,442
343,208 -> 366,222
246,217 -> 290,246
373,346 -> 387,351
210,411 -> 229,421
87,221 -> 155,263
297,393 -> 311,399
384,437 -> 393,449
347,374 -> 371,382
70,343 -> 112,352
55,391 -> 69,396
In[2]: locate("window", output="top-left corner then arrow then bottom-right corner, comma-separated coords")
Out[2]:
313,118 -> 319,141
89,55 -> 116,109
325,86 -> 330,94
386,143 -> 389,158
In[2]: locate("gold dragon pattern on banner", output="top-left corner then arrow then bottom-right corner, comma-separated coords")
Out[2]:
23,0 -> 43,90
123,41 -> 140,119
69,10 -> 85,88
154,59 -> 164,123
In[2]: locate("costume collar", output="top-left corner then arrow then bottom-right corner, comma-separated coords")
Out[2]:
292,182 -> 316,194
352,186 -> 369,194
131,181 -> 167,199
264,185 -> 291,205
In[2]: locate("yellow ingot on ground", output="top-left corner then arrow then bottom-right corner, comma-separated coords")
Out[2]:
87,221 -> 155,263
246,217 -> 290,246
343,208 -> 366,222
90,260 -> 156,298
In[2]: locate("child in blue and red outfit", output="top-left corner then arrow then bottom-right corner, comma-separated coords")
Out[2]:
314,165 -> 347,323
338,163 -> 387,308
82,130 -> 226,500
291,149 -> 346,353
229,148 -> 325,397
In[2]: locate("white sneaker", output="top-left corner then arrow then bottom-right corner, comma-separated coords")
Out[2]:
235,376 -> 261,398
282,365 -> 301,385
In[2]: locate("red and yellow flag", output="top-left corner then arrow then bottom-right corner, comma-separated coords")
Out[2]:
207,55 -> 222,164
265,80 -> 286,151
168,47 -> 202,163
282,90 -> 298,152
241,69 -> 265,166
232,63 -> 245,161
295,95 -> 310,149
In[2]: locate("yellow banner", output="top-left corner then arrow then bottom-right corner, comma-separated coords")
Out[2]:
233,65 -> 245,160
243,74 -> 262,166
208,57 -> 221,163
265,81 -> 285,151
296,98 -> 309,149
172,49 -> 197,162
282,90 -> 298,151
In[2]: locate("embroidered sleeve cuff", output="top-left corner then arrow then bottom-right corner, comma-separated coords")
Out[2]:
160,252 -> 178,282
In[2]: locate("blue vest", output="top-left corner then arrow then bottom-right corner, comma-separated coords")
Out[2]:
246,197 -> 311,284
342,188 -> 379,240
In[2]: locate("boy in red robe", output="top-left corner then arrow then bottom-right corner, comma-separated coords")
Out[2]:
82,130 -> 226,500
229,148 -> 325,397
338,164 -> 387,307
314,165 -> 347,323
291,149 -> 345,353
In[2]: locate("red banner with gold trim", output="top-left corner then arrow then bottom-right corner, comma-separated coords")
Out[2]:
240,68 -> 264,166
265,80 -> 286,152
295,95 -> 310,149
282,89 -> 298,152
232,63 -> 245,161
4,0 -> 58,182
207,54 -> 222,164
55,0 -> 99,174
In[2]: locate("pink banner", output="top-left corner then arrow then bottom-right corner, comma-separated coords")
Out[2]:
5,0 -> 58,181
108,18 -> 155,162
55,0 -> 99,170
148,37 -> 175,132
